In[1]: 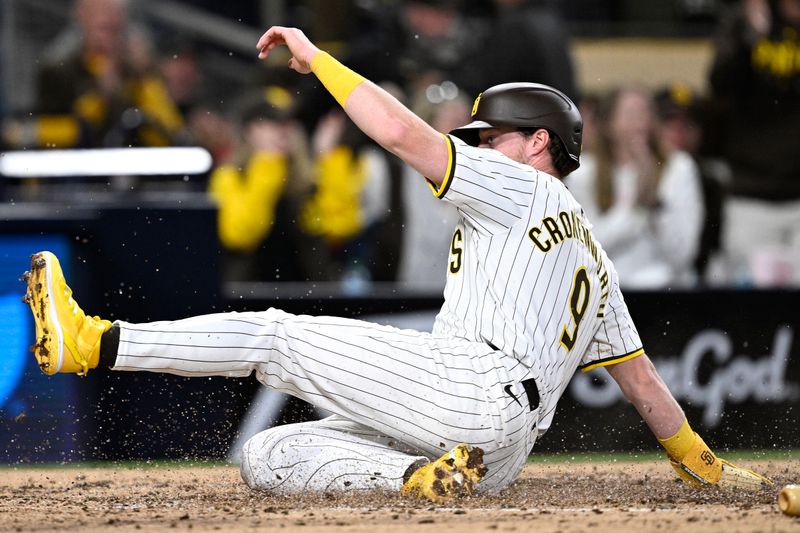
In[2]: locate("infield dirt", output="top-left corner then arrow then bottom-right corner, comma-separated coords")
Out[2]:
1,459 -> 798,532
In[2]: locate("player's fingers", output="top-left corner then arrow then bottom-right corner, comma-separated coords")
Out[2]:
258,40 -> 284,60
256,26 -> 287,59
257,44 -> 273,59
256,26 -> 283,50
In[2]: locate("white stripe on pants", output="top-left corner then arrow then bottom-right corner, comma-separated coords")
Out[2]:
113,308 -> 539,491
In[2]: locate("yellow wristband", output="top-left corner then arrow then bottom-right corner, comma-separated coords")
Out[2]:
657,419 -> 695,461
310,51 -> 366,108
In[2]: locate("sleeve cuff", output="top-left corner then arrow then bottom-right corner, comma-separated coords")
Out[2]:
425,134 -> 456,198
580,347 -> 645,373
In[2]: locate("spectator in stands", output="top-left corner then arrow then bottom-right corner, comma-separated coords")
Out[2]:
460,0 -> 578,102
565,87 -> 705,289
22,0 -> 184,148
302,101 -> 405,285
185,101 -> 236,170
397,0 -> 481,93
209,87 -> 329,282
342,0 -> 480,95
159,39 -> 203,120
158,39 -> 236,172
707,0 -> 800,287
654,84 -> 704,156
294,0 -> 477,157
577,92 -> 600,153
397,89 -> 468,290
654,83 -> 725,284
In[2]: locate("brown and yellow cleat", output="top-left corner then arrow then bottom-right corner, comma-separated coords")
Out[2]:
401,444 -> 488,502
22,251 -> 111,375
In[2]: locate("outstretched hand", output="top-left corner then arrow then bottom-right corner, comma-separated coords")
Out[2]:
256,26 -> 320,74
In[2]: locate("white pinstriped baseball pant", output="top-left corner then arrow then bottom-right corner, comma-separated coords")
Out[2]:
113,308 -> 540,493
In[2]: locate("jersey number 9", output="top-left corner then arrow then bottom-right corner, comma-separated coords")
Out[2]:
560,267 -> 590,351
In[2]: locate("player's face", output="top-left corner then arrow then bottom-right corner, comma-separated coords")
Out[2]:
478,127 -> 527,163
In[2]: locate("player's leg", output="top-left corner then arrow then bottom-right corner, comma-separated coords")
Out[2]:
112,310 -> 539,491
239,415 -> 428,492
240,415 -> 505,499
110,308 -> 533,457
23,250 -> 537,493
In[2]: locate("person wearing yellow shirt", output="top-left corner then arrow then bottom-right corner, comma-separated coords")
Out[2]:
303,106 -> 404,283
208,87 -> 330,282
7,0 -> 185,149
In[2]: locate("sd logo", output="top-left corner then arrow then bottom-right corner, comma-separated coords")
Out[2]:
700,450 -> 716,466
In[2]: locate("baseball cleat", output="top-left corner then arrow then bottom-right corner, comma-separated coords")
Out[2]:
23,251 -> 111,375
400,443 -> 488,502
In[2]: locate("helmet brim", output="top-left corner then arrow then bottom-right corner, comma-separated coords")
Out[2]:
448,120 -> 494,146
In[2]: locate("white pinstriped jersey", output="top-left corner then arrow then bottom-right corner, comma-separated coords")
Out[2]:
429,135 -> 644,433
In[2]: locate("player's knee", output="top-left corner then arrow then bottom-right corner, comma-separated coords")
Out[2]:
239,425 -> 298,491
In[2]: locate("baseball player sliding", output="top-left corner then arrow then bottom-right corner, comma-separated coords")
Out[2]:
23,26 -> 771,501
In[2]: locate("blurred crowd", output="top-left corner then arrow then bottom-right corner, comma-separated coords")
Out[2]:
1,0 -> 799,290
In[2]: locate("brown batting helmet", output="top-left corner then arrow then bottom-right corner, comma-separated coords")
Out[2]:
450,82 -> 583,171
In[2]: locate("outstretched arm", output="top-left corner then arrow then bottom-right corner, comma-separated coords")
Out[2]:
605,354 -> 684,438
256,26 -> 450,186
606,354 -> 772,489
